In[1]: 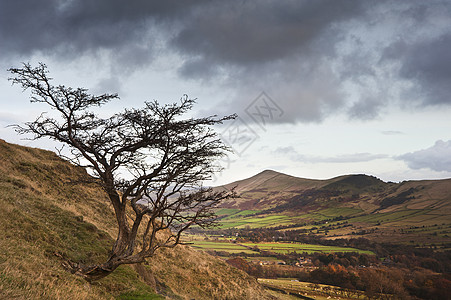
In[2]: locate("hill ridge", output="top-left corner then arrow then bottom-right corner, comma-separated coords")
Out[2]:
215,169 -> 451,244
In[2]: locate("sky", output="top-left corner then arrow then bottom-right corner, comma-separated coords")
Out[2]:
1,0 -> 451,185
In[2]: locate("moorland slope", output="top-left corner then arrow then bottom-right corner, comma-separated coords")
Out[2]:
0,139 -> 271,299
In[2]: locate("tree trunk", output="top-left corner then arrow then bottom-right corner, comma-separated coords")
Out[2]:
107,189 -> 131,259
78,263 -> 119,282
61,258 -> 120,282
63,252 -> 146,282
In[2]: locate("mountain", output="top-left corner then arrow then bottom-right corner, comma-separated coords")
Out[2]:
216,170 -> 451,245
219,170 -> 389,210
0,139 -> 271,299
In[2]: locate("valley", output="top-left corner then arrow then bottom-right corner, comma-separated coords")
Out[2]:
1,139 -> 450,299
212,170 -> 451,245
184,170 -> 451,299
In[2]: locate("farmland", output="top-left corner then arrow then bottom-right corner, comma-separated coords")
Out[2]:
213,170 -> 451,245
187,238 -> 374,256
240,242 -> 374,255
188,240 -> 259,254
211,205 -> 451,246
199,171 -> 451,299
219,214 -> 294,229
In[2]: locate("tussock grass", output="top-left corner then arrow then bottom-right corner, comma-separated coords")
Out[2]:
0,139 -> 271,299
146,246 -> 269,299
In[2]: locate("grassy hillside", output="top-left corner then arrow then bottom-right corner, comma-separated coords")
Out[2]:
216,170 -> 451,245
219,170 -> 330,210
219,170 -> 390,210
0,139 -> 272,299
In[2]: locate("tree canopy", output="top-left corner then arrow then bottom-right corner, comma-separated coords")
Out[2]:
9,62 -> 236,281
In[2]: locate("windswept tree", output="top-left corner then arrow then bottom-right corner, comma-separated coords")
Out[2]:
9,63 -> 236,281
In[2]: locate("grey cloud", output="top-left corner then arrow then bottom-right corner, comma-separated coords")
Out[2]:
0,0 -> 205,62
348,96 -> 385,120
0,0 -> 207,95
175,0 -> 451,123
0,0 -> 367,125
383,33 -> 451,106
274,146 -> 388,163
398,140 -> 451,172
380,1 -> 451,107
172,1 -> 366,123
234,59 -> 347,124
92,76 -> 124,96
2,1 -> 451,124
172,1 -> 364,70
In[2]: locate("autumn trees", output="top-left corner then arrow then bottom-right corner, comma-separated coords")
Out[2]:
9,63 -> 235,281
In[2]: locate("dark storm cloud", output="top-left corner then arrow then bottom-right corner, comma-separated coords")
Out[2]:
1,0 -> 451,123
382,33 -> 451,106
0,0 -> 205,64
172,0 -> 364,76
398,140 -> 451,172
171,0 -> 367,123
0,0 -> 362,62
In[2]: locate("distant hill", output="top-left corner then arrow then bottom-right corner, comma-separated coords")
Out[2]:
219,170 -> 330,210
216,170 -> 451,245
0,139 -> 271,299
219,170 -> 389,210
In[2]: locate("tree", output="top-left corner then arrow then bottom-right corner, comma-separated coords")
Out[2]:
8,63 -> 236,281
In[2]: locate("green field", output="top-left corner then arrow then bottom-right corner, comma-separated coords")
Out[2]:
219,214 -> 294,229
188,240 -> 259,254
216,207 -> 364,229
189,240 -> 374,255
242,242 -> 374,255
215,208 -> 241,216
212,202 -> 451,246
221,209 -> 263,220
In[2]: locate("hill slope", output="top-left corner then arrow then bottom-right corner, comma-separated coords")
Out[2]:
220,170 -> 390,211
219,169 -> 451,214
216,170 -> 451,244
220,170 -> 331,210
0,139 -> 271,299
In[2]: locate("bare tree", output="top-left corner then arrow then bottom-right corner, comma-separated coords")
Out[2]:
9,63 -> 236,281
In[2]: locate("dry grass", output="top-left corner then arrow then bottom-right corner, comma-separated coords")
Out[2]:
0,139 -> 271,299
145,245 -> 271,299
